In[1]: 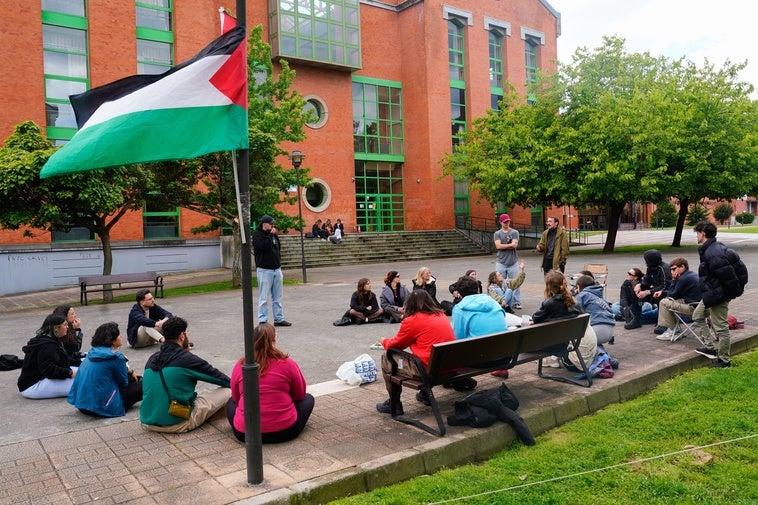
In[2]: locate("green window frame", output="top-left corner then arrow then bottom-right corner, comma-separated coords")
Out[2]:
354,161 -> 405,232
41,7 -> 89,143
448,18 -> 469,220
352,76 -> 404,160
488,30 -> 505,111
143,193 -> 180,239
136,0 -> 173,75
525,37 -> 539,83
270,0 -> 361,70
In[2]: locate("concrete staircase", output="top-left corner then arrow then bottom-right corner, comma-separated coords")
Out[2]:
277,229 -> 489,271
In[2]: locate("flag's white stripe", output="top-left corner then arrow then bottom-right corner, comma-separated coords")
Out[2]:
82,54 -> 232,131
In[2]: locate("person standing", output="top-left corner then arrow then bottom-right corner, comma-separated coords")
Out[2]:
493,214 -> 522,309
692,222 -> 748,367
127,289 -> 173,348
252,215 -> 292,327
536,216 -> 569,274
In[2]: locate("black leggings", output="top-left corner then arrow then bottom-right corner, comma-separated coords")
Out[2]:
226,393 -> 315,444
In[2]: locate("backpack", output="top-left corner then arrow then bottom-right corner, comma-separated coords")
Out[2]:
727,315 -> 744,330
0,354 -> 23,371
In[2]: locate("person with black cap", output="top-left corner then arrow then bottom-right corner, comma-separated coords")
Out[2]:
252,215 -> 292,327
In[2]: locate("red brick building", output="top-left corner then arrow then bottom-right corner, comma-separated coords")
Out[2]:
0,0 -> 563,292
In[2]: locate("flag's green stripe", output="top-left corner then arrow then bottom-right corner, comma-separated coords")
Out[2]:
41,105 -> 248,178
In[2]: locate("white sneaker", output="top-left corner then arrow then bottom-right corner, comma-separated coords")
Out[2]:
656,329 -> 674,341
669,329 -> 684,342
544,356 -> 562,368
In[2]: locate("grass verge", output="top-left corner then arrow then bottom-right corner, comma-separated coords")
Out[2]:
329,349 -> 758,505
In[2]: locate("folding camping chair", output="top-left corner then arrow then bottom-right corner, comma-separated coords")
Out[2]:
583,263 -> 608,298
671,302 -> 716,344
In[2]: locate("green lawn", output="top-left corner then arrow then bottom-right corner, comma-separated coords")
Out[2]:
330,349 -> 758,505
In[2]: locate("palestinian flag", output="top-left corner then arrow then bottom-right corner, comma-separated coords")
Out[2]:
40,26 -> 248,178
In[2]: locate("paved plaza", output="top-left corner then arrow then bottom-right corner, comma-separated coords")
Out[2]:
0,229 -> 756,504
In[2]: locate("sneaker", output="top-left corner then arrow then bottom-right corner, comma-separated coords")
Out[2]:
543,356 -> 562,368
416,390 -> 431,406
376,399 -> 403,415
694,347 -> 718,360
491,369 -> 510,378
669,329 -> 685,342
274,320 -> 292,327
710,359 -> 731,368
513,304 -> 523,310
656,329 -> 675,341
653,325 -> 668,335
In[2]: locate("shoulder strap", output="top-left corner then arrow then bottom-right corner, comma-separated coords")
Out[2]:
157,368 -> 175,401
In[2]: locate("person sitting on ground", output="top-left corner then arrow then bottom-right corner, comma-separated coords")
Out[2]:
613,267 -> 657,328
452,275 -> 511,379
349,278 -> 385,324
448,269 -> 482,306
52,305 -> 84,359
654,257 -> 702,341
411,266 -> 441,307
375,290 -> 456,415
532,271 -> 598,371
67,322 -> 142,417
486,260 -> 526,313
334,218 -> 346,237
127,289 -> 173,348
380,270 -> 411,323
140,317 -> 230,433
227,323 -> 314,443
312,219 -> 328,240
322,218 -> 333,237
574,275 -> 615,346
624,249 -> 672,329
17,313 -> 80,399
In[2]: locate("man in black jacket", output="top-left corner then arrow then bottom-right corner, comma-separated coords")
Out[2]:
654,257 -> 701,340
252,215 -> 291,327
126,289 -> 172,348
692,222 -> 748,367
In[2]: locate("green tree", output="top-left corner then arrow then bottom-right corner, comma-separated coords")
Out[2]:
713,203 -> 734,225
650,200 -> 678,228
686,202 -> 710,225
163,25 -> 308,286
735,211 -> 755,225
0,122 -> 174,299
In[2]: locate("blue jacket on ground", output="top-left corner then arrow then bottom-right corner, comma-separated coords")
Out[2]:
575,284 -> 615,327
68,346 -> 130,417
452,294 -> 507,340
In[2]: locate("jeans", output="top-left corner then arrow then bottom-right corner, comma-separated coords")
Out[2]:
496,262 -> 521,305
257,267 -> 284,323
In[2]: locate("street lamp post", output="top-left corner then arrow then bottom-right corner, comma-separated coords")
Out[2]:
289,150 -> 307,283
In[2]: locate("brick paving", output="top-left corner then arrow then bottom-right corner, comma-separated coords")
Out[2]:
0,230 -> 756,504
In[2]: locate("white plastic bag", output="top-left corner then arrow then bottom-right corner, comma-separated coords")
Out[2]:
336,353 -> 377,385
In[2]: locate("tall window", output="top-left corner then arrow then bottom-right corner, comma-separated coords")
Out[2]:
352,77 -> 404,231
525,37 -> 539,84
42,1 -> 88,144
448,18 -> 469,224
488,30 -> 505,111
270,0 -> 361,70
136,0 -> 173,74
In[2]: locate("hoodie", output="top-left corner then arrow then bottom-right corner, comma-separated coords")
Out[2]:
575,284 -> 615,327
17,333 -> 76,392
641,249 -> 672,294
452,294 -> 507,340
67,346 -> 131,417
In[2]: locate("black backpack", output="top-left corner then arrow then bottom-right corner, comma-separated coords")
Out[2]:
0,354 -> 23,371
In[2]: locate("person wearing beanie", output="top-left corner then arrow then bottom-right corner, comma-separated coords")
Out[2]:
252,215 -> 292,327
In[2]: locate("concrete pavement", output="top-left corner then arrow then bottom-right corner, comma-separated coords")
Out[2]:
0,229 -> 756,504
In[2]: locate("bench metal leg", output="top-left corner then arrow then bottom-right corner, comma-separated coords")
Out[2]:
537,350 -> 593,388
393,386 -> 446,436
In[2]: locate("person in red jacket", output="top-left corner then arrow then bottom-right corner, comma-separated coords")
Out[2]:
375,290 -> 455,415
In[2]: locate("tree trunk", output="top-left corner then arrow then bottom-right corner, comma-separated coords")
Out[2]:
602,202 -> 625,253
232,221 -> 242,288
100,230 -> 114,302
671,198 -> 690,247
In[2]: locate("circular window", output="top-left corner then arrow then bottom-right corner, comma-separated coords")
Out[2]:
303,178 -> 331,212
303,96 -> 328,129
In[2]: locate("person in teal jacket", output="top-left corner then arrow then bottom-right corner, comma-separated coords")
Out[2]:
452,276 -> 507,341
140,316 -> 230,433
68,322 -> 142,417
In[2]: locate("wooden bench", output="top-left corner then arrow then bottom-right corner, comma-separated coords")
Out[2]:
385,313 -> 591,436
78,272 -> 164,305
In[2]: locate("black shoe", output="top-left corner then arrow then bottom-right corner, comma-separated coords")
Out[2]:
614,314 -> 625,322
376,399 -> 404,415
274,320 -> 292,327
654,325 -> 668,335
416,390 -> 431,406
450,377 -> 477,392
695,347 -> 718,360
621,306 -> 633,324
710,359 -> 731,368
608,336 -> 615,345
624,316 -> 641,329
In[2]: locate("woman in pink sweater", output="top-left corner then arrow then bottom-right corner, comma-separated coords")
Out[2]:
227,323 -> 314,443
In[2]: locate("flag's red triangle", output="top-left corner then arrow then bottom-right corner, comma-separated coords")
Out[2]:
209,36 -> 247,108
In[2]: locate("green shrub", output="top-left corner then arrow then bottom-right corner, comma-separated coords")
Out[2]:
686,202 -> 710,225
649,200 -> 678,227
735,211 -> 755,225
713,203 -> 734,224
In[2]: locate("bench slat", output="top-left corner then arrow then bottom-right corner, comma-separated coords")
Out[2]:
78,271 -> 164,305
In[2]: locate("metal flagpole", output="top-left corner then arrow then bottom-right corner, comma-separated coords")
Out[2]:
232,0 -> 264,485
